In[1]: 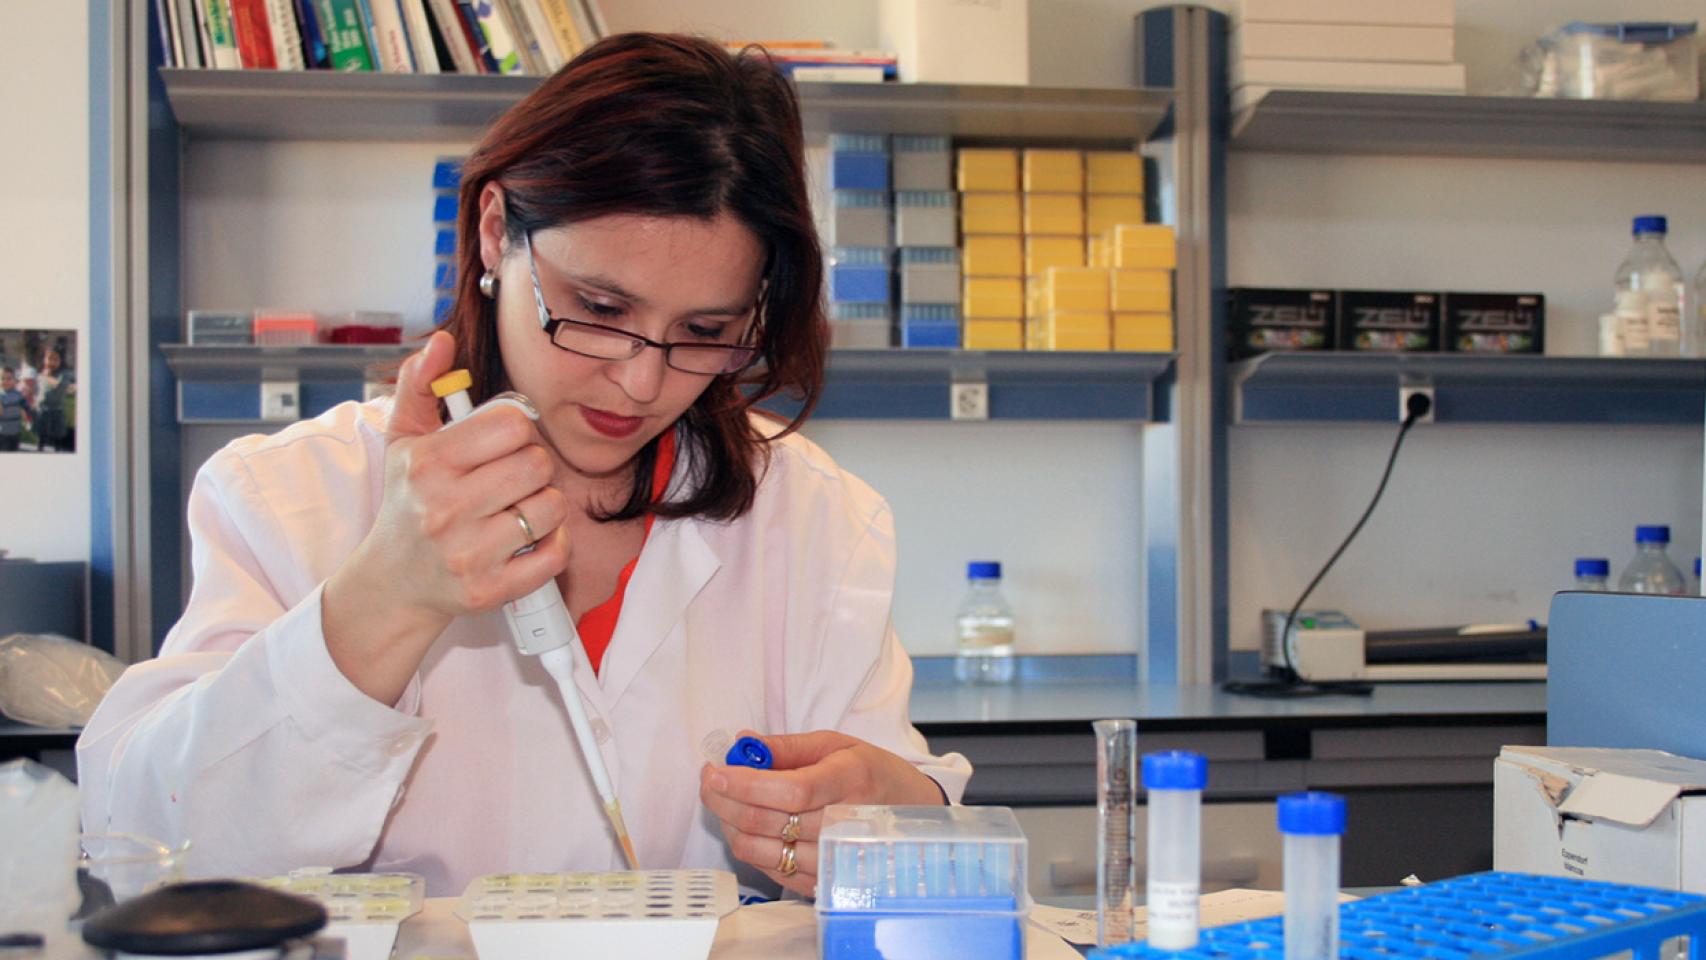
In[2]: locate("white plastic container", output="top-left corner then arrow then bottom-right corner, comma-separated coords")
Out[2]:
880,0 -> 1028,85
1279,792 -> 1345,960
1529,22 -> 1700,101
1143,751 -> 1207,951
457,870 -> 738,960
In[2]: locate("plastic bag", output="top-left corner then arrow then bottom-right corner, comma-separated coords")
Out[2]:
1515,21 -> 1700,100
0,633 -> 126,728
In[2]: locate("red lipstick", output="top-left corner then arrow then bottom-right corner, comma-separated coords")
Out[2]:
580,405 -> 644,439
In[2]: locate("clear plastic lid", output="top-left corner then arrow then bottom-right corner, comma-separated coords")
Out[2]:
817,805 -> 1029,914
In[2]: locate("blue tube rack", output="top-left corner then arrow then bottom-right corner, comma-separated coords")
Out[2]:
1090,873 -> 1706,960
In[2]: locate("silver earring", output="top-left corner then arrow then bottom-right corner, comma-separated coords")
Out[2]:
479,269 -> 499,300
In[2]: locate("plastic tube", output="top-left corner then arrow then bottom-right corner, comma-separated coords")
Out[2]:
1144,750 -> 1207,951
1280,792 -> 1346,960
1094,719 -> 1137,947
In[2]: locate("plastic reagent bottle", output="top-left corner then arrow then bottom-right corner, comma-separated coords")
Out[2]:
1695,556 -> 1702,596
1280,791 -> 1346,960
1616,216 -> 1685,357
1618,525 -> 1687,595
955,561 -> 1016,684
1144,751 -> 1207,951
1573,558 -> 1610,591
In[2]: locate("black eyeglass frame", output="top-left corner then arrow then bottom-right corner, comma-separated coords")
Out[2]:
523,232 -> 761,376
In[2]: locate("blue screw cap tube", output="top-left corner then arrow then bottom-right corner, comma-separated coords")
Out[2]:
1144,751 -> 1208,951
1279,792 -> 1346,960
1094,719 -> 1137,947
699,730 -> 774,769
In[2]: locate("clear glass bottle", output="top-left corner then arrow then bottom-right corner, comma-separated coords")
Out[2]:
955,561 -> 1016,685
1615,216 -> 1685,357
1617,525 -> 1687,595
1573,558 -> 1610,591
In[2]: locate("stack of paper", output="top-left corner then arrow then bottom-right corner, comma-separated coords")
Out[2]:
1231,0 -> 1466,113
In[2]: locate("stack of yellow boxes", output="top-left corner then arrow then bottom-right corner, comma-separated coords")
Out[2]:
1092,222 -> 1176,352
1019,149 -> 1090,350
957,149 -> 1025,350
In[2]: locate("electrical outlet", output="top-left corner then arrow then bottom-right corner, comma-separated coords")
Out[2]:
951,381 -> 989,420
1399,385 -> 1435,424
261,381 -> 301,422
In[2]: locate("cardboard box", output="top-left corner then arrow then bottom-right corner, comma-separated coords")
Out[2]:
1444,292 -> 1545,354
1231,23 -> 1455,63
1231,58 -> 1467,93
1337,290 -> 1441,351
1228,287 -> 1335,358
881,0 -> 1028,85
1233,0 -> 1455,27
1494,746 -> 1706,893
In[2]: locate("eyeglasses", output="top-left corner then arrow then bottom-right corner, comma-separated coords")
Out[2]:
524,233 -> 759,376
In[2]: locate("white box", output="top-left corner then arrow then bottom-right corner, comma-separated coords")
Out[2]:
1494,746 -> 1706,893
1231,83 -> 1464,113
1231,58 -> 1466,91
1232,24 -> 1455,63
1235,0 -> 1453,27
880,0 -> 1027,85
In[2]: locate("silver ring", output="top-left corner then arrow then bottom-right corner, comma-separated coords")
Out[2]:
777,841 -> 798,877
509,506 -> 536,548
781,813 -> 802,844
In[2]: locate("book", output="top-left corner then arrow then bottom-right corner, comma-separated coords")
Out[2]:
399,0 -> 442,72
228,0 -> 278,68
366,0 -> 416,71
199,0 -> 243,67
1230,57 -> 1466,90
579,0 -> 605,39
155,0 -> 182,67
533,0 -> 582,60
564,0 -> 595,51
313,0 -> 375,70
262,0 -> 306,68
470,1 -> 526,75
507,0 -> 563,72
425,0 -> 479,72
790,65 -> 888,83
292,0 -> 329,67
455,1 -> 500,72
173,0 -> 204,67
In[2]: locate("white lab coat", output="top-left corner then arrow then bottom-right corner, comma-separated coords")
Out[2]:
77,399 -> 971,896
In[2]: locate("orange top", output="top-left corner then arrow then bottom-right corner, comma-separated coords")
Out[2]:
575,430 -> 677,675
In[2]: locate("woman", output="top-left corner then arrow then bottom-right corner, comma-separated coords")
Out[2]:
78,34 -> 969,897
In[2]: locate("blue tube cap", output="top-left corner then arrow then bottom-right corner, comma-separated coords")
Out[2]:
1636,525 -> 1671,544
726,736 -> 774,769
1575,558 -> 1610,578
967,561 -> 1002,579
1142,750 -> 1208,790
1278,792 -> 1346,836
1633,215 -> 1668,235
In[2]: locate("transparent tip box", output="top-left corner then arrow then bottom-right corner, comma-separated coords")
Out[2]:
816,804 -> 1030,960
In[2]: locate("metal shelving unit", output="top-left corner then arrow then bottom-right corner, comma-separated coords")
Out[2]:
1232,352 -> 1706,425
160,68 -> 1174,144
1230,90 -> 1706,164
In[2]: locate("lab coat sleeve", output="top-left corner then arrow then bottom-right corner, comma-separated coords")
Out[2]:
798,499 -> 973,802
76,446 -> 431,878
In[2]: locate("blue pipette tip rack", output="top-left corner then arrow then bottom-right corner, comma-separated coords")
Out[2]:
1088,872 -> 1706,960
726,736 -> 774,769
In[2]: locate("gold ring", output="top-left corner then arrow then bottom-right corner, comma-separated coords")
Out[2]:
509,506 -> 536,549
776,841 -> 798,877
781,813 -> 802,844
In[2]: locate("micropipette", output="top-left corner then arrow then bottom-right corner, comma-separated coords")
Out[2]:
1093,718 -> 1136,948
1143,750 -> 1207,951
430,369 -> 640,870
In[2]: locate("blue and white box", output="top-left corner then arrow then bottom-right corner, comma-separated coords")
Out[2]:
832,191 -> 894,248
831,134 -> 891,191
899,247 -> 961,305
893,136 -> 952,191
895,192 -> 958,248
900,303 -> 963,349
831,247 -> 893,304
830,302 -> 894,350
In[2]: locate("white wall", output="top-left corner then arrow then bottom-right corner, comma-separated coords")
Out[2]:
0,4 -> 91,562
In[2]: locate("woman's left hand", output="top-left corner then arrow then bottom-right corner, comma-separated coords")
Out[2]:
699,730 -> 946,896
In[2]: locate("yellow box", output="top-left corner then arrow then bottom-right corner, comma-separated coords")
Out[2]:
1112,243 -> 1177,270
1087,234 -> 1109,268
957,148 -> 1019,192
1025,235 -> 1083,277
1030,311 -> 1112,351
1113,312 -> 1173,352
1087,196 -> 1147,237
962,235 -> 1024,277
1112,269 -> 1172,312
1022,193 -> 1084,236
1086,151 -> 1143,194
960,192 -> 1021,235
1025,276 -> 1047,318
1022,149 -> 1084,193
963,277 -> 1024,319
964,319 -> 1025,350
1110,224 -> 1175,247
1043,267 -> 1110,312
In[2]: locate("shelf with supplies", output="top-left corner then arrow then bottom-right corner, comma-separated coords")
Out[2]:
1230,90 -> 1706,164
161,344 -> 1175,423
1230,351 -> 1706,425
159,68 -> 1174,144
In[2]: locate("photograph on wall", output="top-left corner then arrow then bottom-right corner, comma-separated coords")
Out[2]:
0,329 -> 77,454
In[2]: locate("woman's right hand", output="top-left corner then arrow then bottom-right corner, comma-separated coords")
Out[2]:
321,331 -> 572,706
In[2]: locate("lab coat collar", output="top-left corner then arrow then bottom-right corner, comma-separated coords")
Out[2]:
589,515 -> 721,711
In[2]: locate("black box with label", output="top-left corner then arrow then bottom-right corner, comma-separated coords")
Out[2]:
1443,292 -> 1545,354
1337,290 -> 1442,352
1228,287 -> 1336,359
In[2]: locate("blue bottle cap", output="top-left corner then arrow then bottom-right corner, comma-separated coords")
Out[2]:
1636,525 -> 1671,544
1633,215 -> 1668,235
726,736 -> 774,769
1575,558 -> 1610,578
1142,750 -> 1207,791
1697,557 -> 1702,577
1278,792 -> 1346,836
968,561 -> 1002,579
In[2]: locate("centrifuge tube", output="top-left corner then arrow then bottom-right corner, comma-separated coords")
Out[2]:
1280,792 -> 1346,960
1144,750 -> 1207,951
1094,718 -> 1137,947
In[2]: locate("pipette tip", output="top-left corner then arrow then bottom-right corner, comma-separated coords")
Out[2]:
605,800 -> 640,870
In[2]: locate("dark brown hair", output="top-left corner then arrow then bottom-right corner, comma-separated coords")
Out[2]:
442,33 -> 827,522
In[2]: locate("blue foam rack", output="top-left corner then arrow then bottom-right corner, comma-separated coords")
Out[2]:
1090,873 -> 1706,960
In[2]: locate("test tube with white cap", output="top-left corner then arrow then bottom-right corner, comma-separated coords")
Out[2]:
1143,750 -> 1206,951
1279,791 -> 1346,960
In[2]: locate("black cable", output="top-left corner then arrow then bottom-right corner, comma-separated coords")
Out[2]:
1224,392 -> 1433,698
